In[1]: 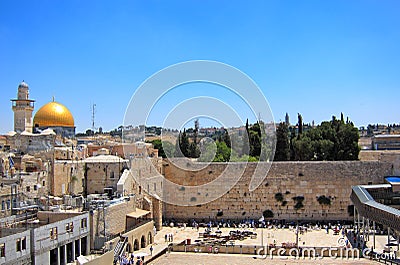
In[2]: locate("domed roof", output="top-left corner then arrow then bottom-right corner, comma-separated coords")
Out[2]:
33,101 -> 74,127
18,81 -> 29,88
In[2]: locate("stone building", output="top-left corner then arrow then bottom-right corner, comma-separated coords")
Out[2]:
372,134 -> 400,150
84,155 -> 129,195
53,160 -> 85,196
5,130 -> 56,155
0,211 -> 90,265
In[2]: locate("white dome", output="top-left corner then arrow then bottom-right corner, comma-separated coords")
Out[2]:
18,81 -> 29,88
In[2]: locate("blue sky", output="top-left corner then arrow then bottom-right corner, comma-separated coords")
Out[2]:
1,0 -> 399,133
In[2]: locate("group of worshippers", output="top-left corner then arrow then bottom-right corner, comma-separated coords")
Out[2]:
164,233 -> 174,242
117,253 -> 144,265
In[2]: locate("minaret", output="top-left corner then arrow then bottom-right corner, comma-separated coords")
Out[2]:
11,81 -> 35,133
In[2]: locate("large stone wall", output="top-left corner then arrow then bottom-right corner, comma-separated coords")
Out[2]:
163,161 -> 394,221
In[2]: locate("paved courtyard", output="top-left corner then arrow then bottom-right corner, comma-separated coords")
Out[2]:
149,252 -> 378,265
129,226 -> 392,264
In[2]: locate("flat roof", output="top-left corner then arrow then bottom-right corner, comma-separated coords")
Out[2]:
126,209 -> 150,218
373,134 -> 400,138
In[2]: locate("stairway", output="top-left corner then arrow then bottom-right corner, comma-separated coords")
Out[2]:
113,236 -> 128,263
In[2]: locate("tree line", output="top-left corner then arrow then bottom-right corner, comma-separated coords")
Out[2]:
275,113 -> 360,161
150,113 -> 360,162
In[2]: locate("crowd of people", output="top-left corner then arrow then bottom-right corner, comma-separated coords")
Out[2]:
116,253 -> 145,265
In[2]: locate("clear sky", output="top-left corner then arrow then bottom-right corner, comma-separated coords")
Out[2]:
1,0 -> 399,133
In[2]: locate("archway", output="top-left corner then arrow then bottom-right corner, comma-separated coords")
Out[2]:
126,243 -> 132,253
140,235 -> 146,248
148,232 -> 153,244
134,239 -> 139,251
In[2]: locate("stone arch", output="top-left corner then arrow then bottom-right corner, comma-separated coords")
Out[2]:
140,235 -> 146,248
148,232 -> 153,244
134,239 -> 139,251
126,243 -> 132,253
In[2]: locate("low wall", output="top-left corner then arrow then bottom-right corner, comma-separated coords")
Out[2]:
171,243 -> 361,258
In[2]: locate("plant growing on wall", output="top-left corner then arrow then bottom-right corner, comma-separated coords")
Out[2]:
317,195 -> 331,206
275,192 -> 284,202
292,196 -> 305,211
263,209 -> 274,219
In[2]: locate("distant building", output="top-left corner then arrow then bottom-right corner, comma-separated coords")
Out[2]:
372,134 -> 400,150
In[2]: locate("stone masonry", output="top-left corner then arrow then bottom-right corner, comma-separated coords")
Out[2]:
163,160 -> 394,221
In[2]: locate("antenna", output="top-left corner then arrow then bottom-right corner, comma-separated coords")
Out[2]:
91,103 -> 97,133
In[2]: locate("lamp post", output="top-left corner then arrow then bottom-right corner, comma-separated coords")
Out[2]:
261,227 -> 264,247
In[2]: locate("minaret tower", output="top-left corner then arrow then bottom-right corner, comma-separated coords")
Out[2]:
11,81 -> 35,133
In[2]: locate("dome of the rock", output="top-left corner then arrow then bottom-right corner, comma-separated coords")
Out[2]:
33,100 -> 75,138
33,101 -> 74,127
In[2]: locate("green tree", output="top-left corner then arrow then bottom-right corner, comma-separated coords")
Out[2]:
188,142 -> 200,158
175,130 -> 190,157
275,122 -> 290,161
290,114 -> 359,161
297,113 -> 303,138
213,141 -> 231,162
293,136 -> 313,160
198,140 -> 217,162
150,139 -> 165,157
223,129 -> 231,148
162,141 -> 175,158
248,122 -> 261,158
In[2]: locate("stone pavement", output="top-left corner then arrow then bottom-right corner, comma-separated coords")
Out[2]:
131,226 -> 376,264
148,252 -> 377,265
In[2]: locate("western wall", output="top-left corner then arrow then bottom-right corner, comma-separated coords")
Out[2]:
163,156 -> 399,222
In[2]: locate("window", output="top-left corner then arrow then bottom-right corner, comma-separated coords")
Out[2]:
16,238 -> 21,251
34,185 -> 37,191
66,222 -> 74,233
81,218 -> 87,229
1,201 -> 4,211
42,180 -> 45,186
21,237 -> 26,250
0,243 -> 5,257
50,227 -> 58,240
26,186 -> 30,192
6,200 -> 10,210
110,171 -> 115,179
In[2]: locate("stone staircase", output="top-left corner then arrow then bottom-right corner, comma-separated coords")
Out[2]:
113,236 -> 128,263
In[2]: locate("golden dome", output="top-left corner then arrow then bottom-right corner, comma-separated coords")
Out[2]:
33,101 -> 74,127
